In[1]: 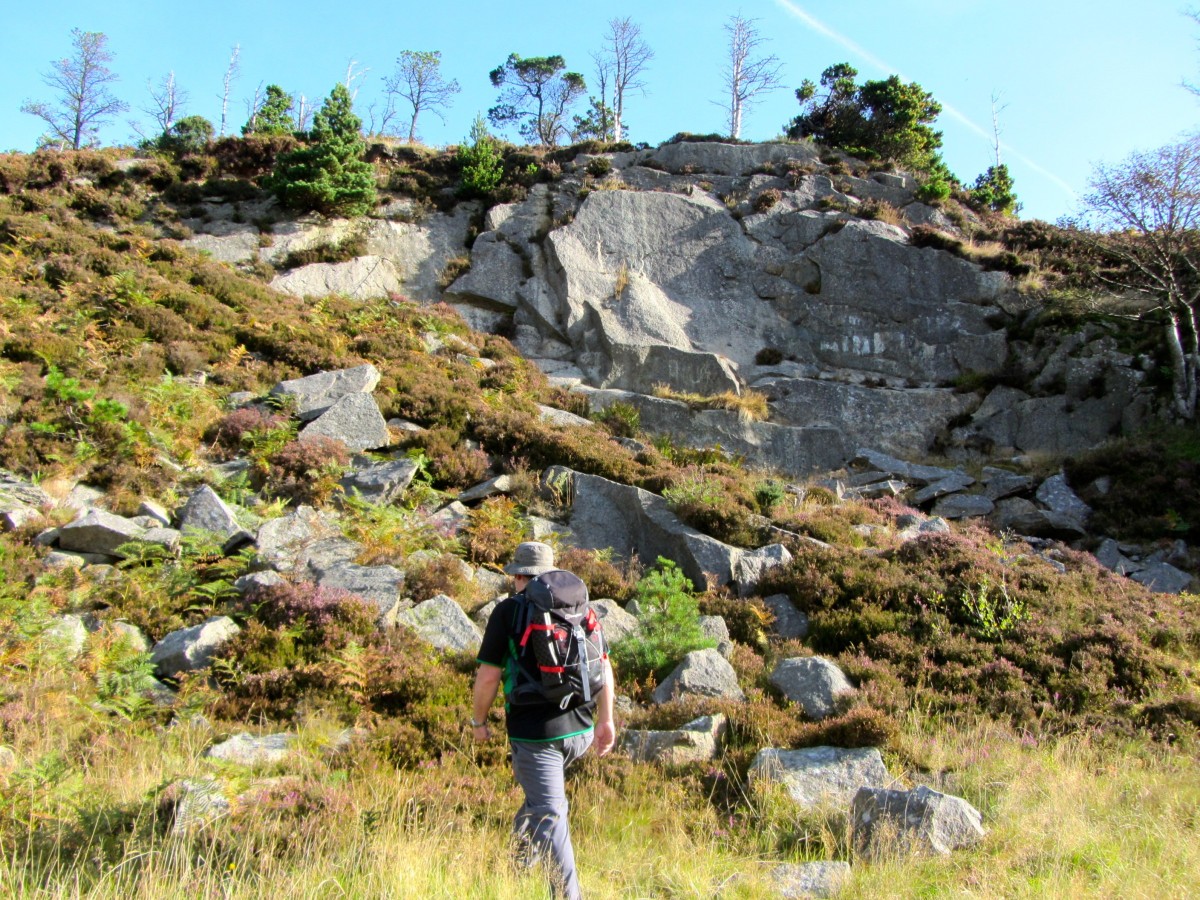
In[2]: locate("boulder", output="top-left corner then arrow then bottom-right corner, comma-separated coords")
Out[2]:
851,450 -> 965,487
396,594 -> 482,652
457,474 -> 515,504
910,472 -> 976,505
176,485 -> 247,543
734,543 -> 793,597
137,499 -> 172,526
444,231 -> 525,308
770,861 -> 852,899
591,600 -> 640,644
567,470 -> 743,590
980,467 -> 1034,501
44,614 -> 88,659
990,497 -> 1087,540
169,778 -> 231,835
770,657 -> 856,720
1131,562 -> 1193,594
339,457 -> 420,504
652,648 -> 744,704
851,785 -> 985,859
749,746 -> 890,809
931,494 -> 995,520
270,255 -> 404,300
425,501 -> 471,538
1093,538 -> 1141,576
233,571 -> 288,596
619,713 -> 727,765
269,364 -> 382,421
0,469 -> 52,513
254,506 -> 346,573
57,509 -> 146,558
204,732 -> 299,766
644,141 -> 820,176
150,616 -> 241,679
312,560 -> 408,625
762,594 -> 810,639
1035,473 -> 1091,522
299,393 -> 390,452
539,405 -> 593,428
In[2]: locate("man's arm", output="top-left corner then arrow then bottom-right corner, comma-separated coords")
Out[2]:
592,658 -> 616,756
471,664 -> 502,741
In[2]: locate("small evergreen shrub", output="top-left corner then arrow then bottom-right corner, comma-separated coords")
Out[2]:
610,558 -> 716,685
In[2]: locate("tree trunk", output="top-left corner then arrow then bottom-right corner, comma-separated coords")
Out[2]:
1165,309 -> 1198,419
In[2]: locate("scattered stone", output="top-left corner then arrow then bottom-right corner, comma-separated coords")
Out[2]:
770,861 -> 852,899
734,543 -> 793,597
473,598 -> 499,629
538,405 -> 594,428
176,486 -> 245,542
1131,562 -> 1193,594
931,494 -> 994,520
749,746 -> 890,809
339,457 -> 420,505
1,507 -> 40,531
990,497 -> 1088,540
851,450 -> 963,486
136,499 -> 172,526
57,509 -> 146,558
762,594 -> 809,639
43,551 -> 87,569
457,474 -> 514,503
591,599 -> 640,643
652,648 -> 745,704
234,570 -> 288,594
1035,473 -> 1091,521
851,784 -> 985,859
770,657 -> 856,720
910,472 -> 975,505
63,484 -> 106,512
169,778 -> 231,834
425,501 -> 471,538
1093,538 -> 1141,576
396,594 -> 482,652
0,469 -> 52,512
473,567 -> 508,600
205,732 -> 298,766
151,616 -> 241,679
269,364 -> 382,421
313,560 -> 408,625
619,714 -> 727,765
300,393 -> 391,452
980,467 -> 1034,501
856,479 -> 908,499
44,614 -> 87,658
254,506 -> 345,573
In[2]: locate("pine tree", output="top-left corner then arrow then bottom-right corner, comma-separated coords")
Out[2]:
267,84 -> 377,217
244,85 -> 294,136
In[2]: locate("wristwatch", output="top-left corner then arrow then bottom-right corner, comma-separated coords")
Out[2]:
470,718 -> 487,728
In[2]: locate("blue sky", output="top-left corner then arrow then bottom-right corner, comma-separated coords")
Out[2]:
2,0 -> 1196,222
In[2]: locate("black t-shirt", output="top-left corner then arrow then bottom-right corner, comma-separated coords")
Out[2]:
476,594 -> 598,742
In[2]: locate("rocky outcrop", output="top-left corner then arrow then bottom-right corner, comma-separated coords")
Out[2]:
151,616 -> 241,679
770,657 -> 856,720
652,649 -> 744,704
851,785 -> 986,859
749,746 -> 890,809
619,713 -> 727,765
270,364 -> 381,421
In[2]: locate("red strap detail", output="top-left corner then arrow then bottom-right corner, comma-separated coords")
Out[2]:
539,666 -> 565,674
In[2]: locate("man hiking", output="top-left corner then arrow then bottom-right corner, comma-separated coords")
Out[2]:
472,541 -> 616,900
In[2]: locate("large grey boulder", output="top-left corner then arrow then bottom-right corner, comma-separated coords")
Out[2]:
980,467 -> 1034,501
851,785 -> 985,859
910,472 -> 976,505
299,393 -> 390,452
652,648 -> 744,704
770,862 -> 852,899
770,657 -> 856,720
151,616 -> 241,679
567,470 -> 743,590
762,594 -> 810,639
270,255 -> 404,300
270,364 -> 382,421
204,732 -> 298,766
1131,562 -> 1193,594
339,457 -> 419,504
931,494 -> 995,520
254,506 -> 346,572
990,497 -> 1087,540
44,614 -> 88,659
457,474 -> 515,503
444,231 -> 525,308
1035,473 -> 1091,522
396,594 -> 482,652
0,469 -> 51,514
177,485 -> 249,545
311,560 -> 408,625
851,450 -> 965,487
749,746 -> 890,809
619,714 -> 727,765
57,509 -> 145,558
734,543 -> 793,597
591,600 -> 640,644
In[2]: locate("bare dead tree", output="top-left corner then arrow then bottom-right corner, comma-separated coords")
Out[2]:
719,15 -> 783,140
383,50 -> 460,143
600,17 -> 653,142
1073,136 -> 1200,418
142,71 -> 188,136
218,44 -> 240,137
243,81 -> 265,129
990,90 -> 1008,167
21,29 -> 128,150
295,94 -> 313,132
344,59 -> 370,101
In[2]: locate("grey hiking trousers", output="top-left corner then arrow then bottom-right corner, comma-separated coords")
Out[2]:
510,730 -> 594,900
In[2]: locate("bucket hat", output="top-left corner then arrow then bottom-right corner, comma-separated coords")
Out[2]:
503,541 -> 557,576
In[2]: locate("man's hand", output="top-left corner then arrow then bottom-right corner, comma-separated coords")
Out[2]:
593,720 -> 616,757
471,723 -> 492,742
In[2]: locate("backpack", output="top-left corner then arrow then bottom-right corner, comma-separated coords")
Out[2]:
510,570 -> 607,710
